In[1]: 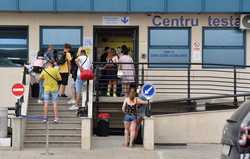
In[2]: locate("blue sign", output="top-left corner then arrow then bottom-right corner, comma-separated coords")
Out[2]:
141,83 -> 156,100
121,16 -> 129,24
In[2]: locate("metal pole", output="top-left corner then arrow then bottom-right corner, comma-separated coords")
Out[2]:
41,120 -> 53,156
187,64 -> 192,111
146,100 -> 151,117
233,66 -> 238,107
141,64 -> 145,86
96,67 -> 100,115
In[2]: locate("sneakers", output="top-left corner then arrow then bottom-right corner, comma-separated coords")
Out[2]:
67,99 -> 76,104
54,118 -> 59,123
37,100 -> 43,104
106,92 -> 110,96
69,105 -> 78,111
42,116 -> 48,123
113,93 -> 117,97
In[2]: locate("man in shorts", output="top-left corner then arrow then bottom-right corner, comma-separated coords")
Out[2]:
58,43 -> 72,97
40,60 -> 62,123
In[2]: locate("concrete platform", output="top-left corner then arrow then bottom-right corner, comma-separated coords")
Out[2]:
0,136 -> 221,159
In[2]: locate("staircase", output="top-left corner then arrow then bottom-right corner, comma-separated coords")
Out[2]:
24,98 -> 81,148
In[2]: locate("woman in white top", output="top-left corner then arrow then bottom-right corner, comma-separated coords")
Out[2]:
118,45 -> 135,96
69,47 -> 92,110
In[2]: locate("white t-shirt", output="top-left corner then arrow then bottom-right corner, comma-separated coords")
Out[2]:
77,55 -> 92,77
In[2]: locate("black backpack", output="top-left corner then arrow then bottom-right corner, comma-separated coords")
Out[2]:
57,52 -> 66,65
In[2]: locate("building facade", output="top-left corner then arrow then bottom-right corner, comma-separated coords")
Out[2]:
0,0 -> 250,110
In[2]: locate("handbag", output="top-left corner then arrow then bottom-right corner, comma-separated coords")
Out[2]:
79,56 -> 94,80
117,69 -> 123,78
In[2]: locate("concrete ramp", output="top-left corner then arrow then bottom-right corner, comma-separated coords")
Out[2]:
153,110 -> 235,144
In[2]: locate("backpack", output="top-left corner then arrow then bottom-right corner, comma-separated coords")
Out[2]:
57,52 -> 66,65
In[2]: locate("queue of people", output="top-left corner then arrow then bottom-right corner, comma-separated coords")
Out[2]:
28,43 -> 146,148
27,43 -> 92,122
100,45 -> 135,97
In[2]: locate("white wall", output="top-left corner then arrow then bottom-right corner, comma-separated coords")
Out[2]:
153,110 -> 234,144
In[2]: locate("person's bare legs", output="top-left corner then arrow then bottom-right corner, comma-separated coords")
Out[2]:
107,81 -> 111,96
129,121 -> 137,147
53,101 -> 58,120
43,102 -> 48,119
76,92 -> 81,107
123,122 -> 130,147
112,80 -> 117,97
59,85 -> 66,96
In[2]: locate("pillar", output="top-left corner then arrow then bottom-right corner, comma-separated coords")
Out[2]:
81,117 -> 92,150
12,117 -> 25,150
144,117 -> 154,150
0,107 -> 8,138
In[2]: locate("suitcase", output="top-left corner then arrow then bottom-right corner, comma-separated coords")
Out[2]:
31,83 -> 39,98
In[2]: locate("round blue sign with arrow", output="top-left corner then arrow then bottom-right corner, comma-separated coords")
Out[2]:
141,83 -> 156,100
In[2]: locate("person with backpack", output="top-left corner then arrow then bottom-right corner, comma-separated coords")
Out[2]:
40,60 -> 62,123
69,47 -> 91,111
58,43 -> 72,97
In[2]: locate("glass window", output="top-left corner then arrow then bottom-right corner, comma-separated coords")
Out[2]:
203,28 -> 245,68
0,27 -> 28,67
149,28 -> 190,68
40,27 -> 82,50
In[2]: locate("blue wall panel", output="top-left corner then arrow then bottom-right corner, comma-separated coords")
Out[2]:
204,0 -> 239,12
167,0 -> 202,12
242,0 -> 250,12
0,0 -> 17,11
19,0 -> 54,11
93,0 -> 127,12
130,0 -> 165,12
56,0 -> 91,11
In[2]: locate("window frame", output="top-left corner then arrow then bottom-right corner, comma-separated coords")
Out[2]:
0,25 -> 29,67
202,27 -> 246,68
148,27 -> 191,68
40,26 -> 83,50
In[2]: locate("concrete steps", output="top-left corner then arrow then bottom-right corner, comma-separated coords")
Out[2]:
24,98 -> 81,148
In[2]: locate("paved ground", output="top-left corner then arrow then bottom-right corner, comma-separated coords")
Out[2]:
0,136 -> 222,159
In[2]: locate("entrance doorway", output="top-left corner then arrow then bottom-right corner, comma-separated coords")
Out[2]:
93,26 -> 139,135
93,26 -> 139,63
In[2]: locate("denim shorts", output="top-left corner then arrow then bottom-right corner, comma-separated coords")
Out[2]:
44,91 -> 58,103
75,78 -> 86,94
123,114 -> 137,122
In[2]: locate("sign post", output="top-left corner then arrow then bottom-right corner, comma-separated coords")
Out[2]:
141,83 -> 156,117
12,83 -> 25,117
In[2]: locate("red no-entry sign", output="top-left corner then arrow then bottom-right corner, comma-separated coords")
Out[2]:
12,83 -> 25,97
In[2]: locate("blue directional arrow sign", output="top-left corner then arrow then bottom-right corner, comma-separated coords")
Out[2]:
121,16 -> 129,24
141,83 -> 156,100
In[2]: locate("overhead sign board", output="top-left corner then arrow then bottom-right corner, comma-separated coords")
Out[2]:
103,16 -> 130,25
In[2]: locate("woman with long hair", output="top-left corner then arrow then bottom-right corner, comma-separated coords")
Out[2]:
122,86 -> 147,147
69,47 -> 92,110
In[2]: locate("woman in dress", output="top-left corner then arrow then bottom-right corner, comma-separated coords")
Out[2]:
118,45 -> 135,96
104,48 -> 119,97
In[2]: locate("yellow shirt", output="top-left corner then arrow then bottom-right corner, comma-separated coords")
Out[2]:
40,67 -> 62,92
59,52 -> 72,73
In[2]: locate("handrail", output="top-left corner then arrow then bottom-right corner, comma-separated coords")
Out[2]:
93,62 -> 250,68
93,62 -> 250,114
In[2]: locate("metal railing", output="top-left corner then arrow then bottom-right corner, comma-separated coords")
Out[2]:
93,62 -> 250,107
